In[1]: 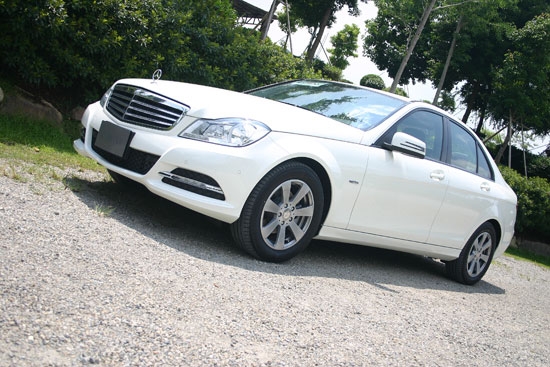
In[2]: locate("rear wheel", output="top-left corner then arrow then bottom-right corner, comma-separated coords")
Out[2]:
231,162 -> 324,262
446,222 -> 496,285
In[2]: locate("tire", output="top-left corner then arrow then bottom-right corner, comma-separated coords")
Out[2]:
446,222 -> 496,285
231,162 -> 324,262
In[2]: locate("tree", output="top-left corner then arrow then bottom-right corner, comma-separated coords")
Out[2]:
388,0 -> 437,93
432,15 -> 463,105
285,0 -> 363,61
490,13 -> 550,163
328,24 -> 360,70
428,0 -> 520,127
363,0 -> 435,90
436,90 -> 456,112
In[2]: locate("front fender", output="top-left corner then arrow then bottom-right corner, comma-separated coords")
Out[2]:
268,132 -> 369,229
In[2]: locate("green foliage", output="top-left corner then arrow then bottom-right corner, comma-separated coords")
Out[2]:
239,33 -> 322,86
328,24 -> 360,70
527,154 -> 550,180
360,74 -> 385,89
490,13 -> 550,135
491,144 -> 550,181
286,0 -> 361,28
285,0 -> 362,60
383,87 -> 408,97
500,165 -> 550,241
364,0 -> 549,135
0,0 -> 319,107
310,59 -> 342,81
428,0 -> 517,94
435,90 -> 456,112
277,5 -> 303,35
363,0 -> 432,85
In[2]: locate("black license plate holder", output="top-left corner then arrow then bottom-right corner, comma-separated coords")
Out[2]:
95,121 -> 135,158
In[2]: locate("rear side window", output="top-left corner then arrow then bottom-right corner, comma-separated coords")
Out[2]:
449,122 -> 493,180
477,145 -> 493,180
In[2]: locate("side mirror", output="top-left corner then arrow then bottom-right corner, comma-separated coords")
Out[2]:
386,132 -> 426,159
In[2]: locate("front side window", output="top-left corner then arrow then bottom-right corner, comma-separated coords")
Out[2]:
378,110 -> 444,161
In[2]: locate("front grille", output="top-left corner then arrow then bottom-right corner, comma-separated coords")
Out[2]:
91,129 -> 160,174
106,84 -> 189,130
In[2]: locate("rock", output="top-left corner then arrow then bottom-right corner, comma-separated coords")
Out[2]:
0,87 -> 4,104
70,106 -> 86,121
0,88 -> 63,126
515,238 -> 550,258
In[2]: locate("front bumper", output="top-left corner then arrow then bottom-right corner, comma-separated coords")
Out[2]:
74,102 -> 287,223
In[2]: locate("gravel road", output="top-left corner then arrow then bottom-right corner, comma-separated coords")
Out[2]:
1,161 -> 549,366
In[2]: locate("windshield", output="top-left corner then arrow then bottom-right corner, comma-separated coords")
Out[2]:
248,80 -> 407,131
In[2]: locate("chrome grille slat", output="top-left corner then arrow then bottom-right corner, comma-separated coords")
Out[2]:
106,84 -> 189,130
108,103 -> 127,118
127,100 -> 182,120
124,111 -> 173,126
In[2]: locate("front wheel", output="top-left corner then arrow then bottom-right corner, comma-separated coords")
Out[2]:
231,162 -> 324,262
446,222 -> 496,285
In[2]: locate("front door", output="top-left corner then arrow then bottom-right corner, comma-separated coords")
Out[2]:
348,110 -> 447,243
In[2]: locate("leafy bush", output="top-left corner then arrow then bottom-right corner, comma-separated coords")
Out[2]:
0,0 -> 319,107
360,74 -> 385,90
490,144 -> 550,180
500,166 -> 550,242
527,154 -> 550,180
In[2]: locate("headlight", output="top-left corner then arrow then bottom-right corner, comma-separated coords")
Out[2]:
180,118 -> 270,147
99,86 -> 114,107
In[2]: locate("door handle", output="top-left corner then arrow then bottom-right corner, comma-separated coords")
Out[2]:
480,182 -> 491,192
430,170 -> 445,181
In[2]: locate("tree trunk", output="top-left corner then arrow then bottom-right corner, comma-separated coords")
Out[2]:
260,0 -> 279,41
461,83 -> 478,123
306,6 -> 332,61
475,104 -> 486,135
521,121 -> 528,178
390,0 -> 437,93
285,0 -> 293,53
495,112 -> 513,165
433,16 -> 463,105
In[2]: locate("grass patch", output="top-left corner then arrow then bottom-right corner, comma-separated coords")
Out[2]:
0,114 -> 101,171
1,163 -> 25,181
94,203 -> 115,217
506,247 -> 550,269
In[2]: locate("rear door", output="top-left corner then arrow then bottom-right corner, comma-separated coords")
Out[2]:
427,121 -> 497,248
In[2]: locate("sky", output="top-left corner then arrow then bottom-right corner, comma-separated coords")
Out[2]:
246,0 -> 549,154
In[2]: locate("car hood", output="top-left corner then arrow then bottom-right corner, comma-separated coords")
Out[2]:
117,79 -> 364,144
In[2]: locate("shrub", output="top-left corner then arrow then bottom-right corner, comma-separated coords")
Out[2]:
500,166 -> 550,242
490,144 -> 550,180
0,0 -> 319,107
360,74 -> 385,90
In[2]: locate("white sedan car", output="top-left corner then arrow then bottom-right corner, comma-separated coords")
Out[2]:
74,78 -> 517,284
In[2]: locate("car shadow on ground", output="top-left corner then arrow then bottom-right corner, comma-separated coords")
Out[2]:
66,176 -> 505,295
